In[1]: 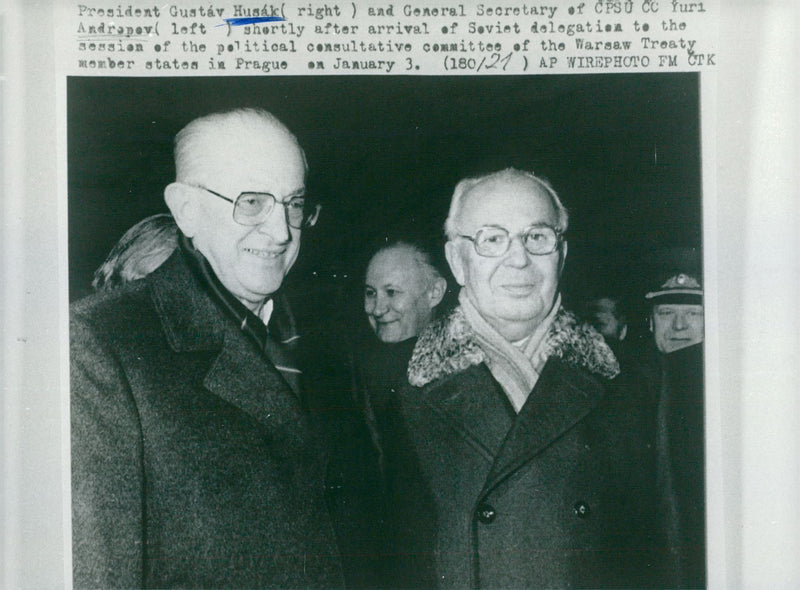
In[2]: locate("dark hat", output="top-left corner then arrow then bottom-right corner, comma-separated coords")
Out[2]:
645,273 -> 703,305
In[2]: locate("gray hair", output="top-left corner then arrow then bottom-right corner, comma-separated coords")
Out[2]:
173,108 -> 307,182
370,240 -> 444,288
443,168 -> 569,240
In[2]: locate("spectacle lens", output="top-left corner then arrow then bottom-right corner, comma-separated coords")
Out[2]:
522,227 -> 558,254
471,225 -> 559,257
233,192 -> 308,229
474,227 -> 511,256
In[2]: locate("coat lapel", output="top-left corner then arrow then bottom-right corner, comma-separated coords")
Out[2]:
203,330 -> 305,432
407,303 -> 618,480
481,359 -> 606,494
418,364 -> 515,462
149,251 -> 305,432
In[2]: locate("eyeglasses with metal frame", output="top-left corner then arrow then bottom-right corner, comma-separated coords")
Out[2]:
191,184 -> 321,229
457,224 -> 563,257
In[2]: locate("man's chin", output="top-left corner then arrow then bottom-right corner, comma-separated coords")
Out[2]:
236,279 -> 284,304
663,339 -> 702,354
490,299 -> 545,323
376,326 -> 406,343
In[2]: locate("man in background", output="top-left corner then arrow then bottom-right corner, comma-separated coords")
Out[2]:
364,240 -> 447,344
585,294 -> 644,376
646,272 -> 706,588
327,239 -> 449,588
587,295 -> 628,345
70,108 -> 343,588
361,239 -> 447,408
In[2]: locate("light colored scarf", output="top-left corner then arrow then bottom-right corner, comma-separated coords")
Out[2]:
460,289 -> 561,412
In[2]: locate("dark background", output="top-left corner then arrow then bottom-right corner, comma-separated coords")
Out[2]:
68,74 -> 701,332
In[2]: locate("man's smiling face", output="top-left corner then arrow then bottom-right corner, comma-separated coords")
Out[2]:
364,245 -> 439,343
446,175 -> 565,341
185,122 -> 306,312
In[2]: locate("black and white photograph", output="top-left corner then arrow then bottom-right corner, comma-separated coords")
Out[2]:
66,73 -> 704,588
3,1 -> 799,587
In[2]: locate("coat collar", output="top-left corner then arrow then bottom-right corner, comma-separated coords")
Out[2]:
147,251 -> 305,431
408,305 -> 619,387
405,305 -> 618,497
148,249 -> 227,353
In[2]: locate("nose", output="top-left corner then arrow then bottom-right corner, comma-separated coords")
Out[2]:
673,311 -> 688,330
372,294 -> 389,317
255,201 -> 291,243
503,235 -> 530,268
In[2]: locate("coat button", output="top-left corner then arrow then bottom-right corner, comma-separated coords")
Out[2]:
476,502 -> 497,524
573,501 -> 591,518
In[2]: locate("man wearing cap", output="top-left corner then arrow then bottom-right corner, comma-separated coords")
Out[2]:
70,109 -> 344,588
378,168 -> 664,589
646,272 -> 706,588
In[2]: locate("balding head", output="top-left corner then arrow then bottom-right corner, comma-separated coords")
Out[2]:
174,108 -> 306,185
444,168 -> 569,241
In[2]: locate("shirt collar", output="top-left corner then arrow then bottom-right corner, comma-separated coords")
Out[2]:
258,298 -> 274,326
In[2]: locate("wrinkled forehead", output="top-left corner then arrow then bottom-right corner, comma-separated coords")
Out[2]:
458,176 -> 558,232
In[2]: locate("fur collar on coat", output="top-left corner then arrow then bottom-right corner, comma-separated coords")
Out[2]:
408,305 -> 620,387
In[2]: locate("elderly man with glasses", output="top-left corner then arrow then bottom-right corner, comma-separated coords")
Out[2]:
379,168 -> 667,589
70,109 -> 343,588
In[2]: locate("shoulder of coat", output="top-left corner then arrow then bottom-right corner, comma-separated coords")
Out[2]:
407,306 -> 620,387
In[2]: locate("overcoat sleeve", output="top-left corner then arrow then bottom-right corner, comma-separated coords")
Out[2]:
70,316 -> 146,588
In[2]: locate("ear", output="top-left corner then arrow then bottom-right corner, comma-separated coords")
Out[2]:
445,241 -> 466,287
648,315 -> 654,333
558,240 -> 568,276
427,277 -> 447,309
164,183 -> 200,238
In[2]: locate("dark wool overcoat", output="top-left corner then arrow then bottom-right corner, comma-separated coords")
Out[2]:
651,342 -> 706,588
379,307 -> 669,589
70,250 -> 344,589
